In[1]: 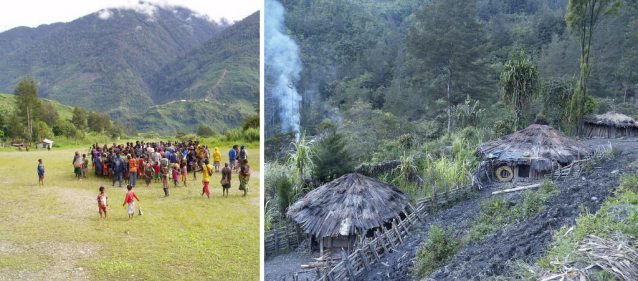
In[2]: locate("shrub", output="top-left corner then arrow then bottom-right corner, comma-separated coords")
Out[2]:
275,177 -> 293,217
539,179 -> 558,194
197,125 -> 216,137
412,226 -> 459,278
242,114 -> 259,130
52,119 -> 77,137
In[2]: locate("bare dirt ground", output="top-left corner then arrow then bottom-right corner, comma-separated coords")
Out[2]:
265,138 -> 637,281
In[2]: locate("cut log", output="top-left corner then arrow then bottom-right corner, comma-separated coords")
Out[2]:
492,183 -> 541,195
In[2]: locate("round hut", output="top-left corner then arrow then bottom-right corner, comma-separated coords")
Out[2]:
584,111 -> 638,139
476,124 -> 593,182
287,173 -> 406,255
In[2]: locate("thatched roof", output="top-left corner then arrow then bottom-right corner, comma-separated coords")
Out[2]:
585,112 -> 637,128
287,173 -> 406,239
476,124 -> 593,171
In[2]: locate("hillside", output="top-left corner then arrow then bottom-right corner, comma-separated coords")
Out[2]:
0,5 -> 224,115
148,11 -> 260,105
123,99 -> 254,135
0,93 -> 73,120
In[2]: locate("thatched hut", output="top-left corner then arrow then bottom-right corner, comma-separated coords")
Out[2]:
476,124 -> 593,182
287,173 -> 406,255
584,112 -> 638,139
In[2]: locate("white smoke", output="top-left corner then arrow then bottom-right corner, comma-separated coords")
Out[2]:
265,0 -> 302,138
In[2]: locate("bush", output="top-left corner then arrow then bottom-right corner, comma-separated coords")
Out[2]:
275,177 -> 293,216
242,114 -> 259,130
539,179 -> 558,194
52,119 -> 77,137
197,125 -> 216,137
412,226 -> 459,278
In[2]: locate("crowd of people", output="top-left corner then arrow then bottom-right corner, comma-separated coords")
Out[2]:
70,140 -> 251,211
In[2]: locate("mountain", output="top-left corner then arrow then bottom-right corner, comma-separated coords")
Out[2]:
148,11 -> 260,105
123,98 -> 254,134
0,5 -> 224,115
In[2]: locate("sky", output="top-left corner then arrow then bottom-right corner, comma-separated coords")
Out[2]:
0,0 -> 261,32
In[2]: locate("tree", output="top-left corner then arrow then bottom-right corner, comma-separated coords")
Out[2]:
242,114 -> 260,131
500,50 -> 541,130
34,121 -> 50,140
52,119 -> 77,137
312,123 -> 354,184
407,0 -> 489,134
5,115 -> 25,139
39,103 -> 59,127
197,125 -> 215,137
71,106 -> 88,131
87,111 -> 112,133
565,0 -> 623,133
14,75 -> 40,141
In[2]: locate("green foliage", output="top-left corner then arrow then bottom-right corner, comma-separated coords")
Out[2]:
312,128 -> 354,184
242,114 -> 260,131
494,118 -> 515,137
39,103 -> 59,127
70,106 -> 88,131
541,79 -> 575,131
5,115 -> 25,139
14,75 -> 40,124
538,174 -> 637,273
275,177 -> 293,217
407,0 -> 490,133
539,179 -> 558,194
412,226 -> 459,278
52,119 -> 77,138
454,96 -> 485,128
86,111 -> 112,133
34,121 -> 50,140
197,125 -> 216,137
287,133 -> 314,193
500,50 -> 541,129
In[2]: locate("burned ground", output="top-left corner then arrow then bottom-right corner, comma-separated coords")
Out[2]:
362,139 -> 637,281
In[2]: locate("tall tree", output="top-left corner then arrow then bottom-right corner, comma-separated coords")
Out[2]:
14,75 -> 40,141
500,50 -> 540,130
407,0 -> 489,134
565,0 -> 623,133
71,106 -> 88,131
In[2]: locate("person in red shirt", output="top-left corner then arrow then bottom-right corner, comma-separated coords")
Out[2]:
153,163 -> 161,183
97,186 -> 108,219
122,184 -> 140,220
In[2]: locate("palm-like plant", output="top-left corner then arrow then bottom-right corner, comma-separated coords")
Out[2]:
286,131 -> 315,193
500,50 -> 540,130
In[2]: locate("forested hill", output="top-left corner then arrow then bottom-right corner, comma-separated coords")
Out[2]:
148,11 -> 260,105
265,0 -> 638,138
0,5 -> 257,119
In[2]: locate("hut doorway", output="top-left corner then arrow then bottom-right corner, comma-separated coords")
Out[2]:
518,165 -> 530,178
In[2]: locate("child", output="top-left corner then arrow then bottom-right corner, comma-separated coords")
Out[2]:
82,154 -> 89,178
122,184 -> 140,220
162,165 -> 170,197
181,162 -> 188,187
153,163 -> 161,183
144,162 -> 154,187
172,165 -> 180,187
97,186 -> 108,219
192,160 -> 199,181
37,159 -> 45,185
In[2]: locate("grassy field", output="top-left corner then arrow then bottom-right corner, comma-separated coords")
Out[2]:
0,147 -> 260,280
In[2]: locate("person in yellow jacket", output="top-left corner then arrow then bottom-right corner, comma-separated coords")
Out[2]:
212,147 -> 222,173
201,159 -> 213,199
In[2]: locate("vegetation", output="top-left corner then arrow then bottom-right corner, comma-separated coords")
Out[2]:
500,51 -> 541,129
312,122 -> 354,183
412,226 -> 460,278
465,180 -> 558,243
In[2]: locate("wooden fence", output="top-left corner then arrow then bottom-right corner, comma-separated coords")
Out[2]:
265,220 -> 301,257
549,159 -> 590,180
312,203 -> 426,281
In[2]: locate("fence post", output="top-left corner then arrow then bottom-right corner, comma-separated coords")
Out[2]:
341,248 -> 356,281
274,223 -> 279,254
408,203 -> 425,224
285,223 -> 290,251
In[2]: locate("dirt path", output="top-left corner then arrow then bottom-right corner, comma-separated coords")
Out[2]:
361,138 -> 638,281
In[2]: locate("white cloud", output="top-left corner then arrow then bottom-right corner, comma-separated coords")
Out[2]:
0,0 -> 261,32
97,9 -> 113,20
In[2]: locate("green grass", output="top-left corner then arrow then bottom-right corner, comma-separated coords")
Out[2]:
0,93 -> 74,120
537,173 -> 637,273
0,146 -> 260,280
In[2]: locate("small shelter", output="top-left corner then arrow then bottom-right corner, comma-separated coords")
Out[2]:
36,139 -> 54,149
476,124 -> 592,182
584,112 -> 638,139
287,173 -> 406,255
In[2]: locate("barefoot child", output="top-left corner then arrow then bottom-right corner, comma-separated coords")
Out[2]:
181,162 -> 188,187
122,185 -> 140,220
172,165 -> 180,187
37,159 -> 45,185
97,186 -> 108,219
153,163 -> 160,183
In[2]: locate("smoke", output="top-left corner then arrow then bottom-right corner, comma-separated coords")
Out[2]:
265,0 -> 302,138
